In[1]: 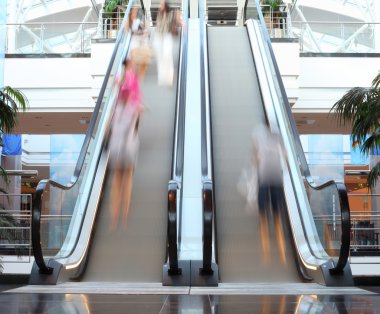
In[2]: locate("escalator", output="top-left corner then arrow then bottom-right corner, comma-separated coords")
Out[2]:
200,0 -> 352,286
30,0 -> 187,284
207,25 -> 299,282
82,40 -> 180,282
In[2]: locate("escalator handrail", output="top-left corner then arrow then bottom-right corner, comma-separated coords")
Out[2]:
171,0 -> 188,181
199,0 -> 217,273
166,0 -> 189,274
330,182 -> 351,274
31,180 -> 53,274
31,0 -> 141,274
250,0 -> 351,274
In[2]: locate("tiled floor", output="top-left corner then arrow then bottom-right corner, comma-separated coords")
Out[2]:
1,283 -> 380,313
1,292 -> 380,313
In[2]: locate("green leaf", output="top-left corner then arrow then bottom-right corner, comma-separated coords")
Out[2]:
0,166 -> 9,185
372,73 -> 380,89
368,163 -> 380,189
0,86 -> 28,133
331,73 -> 380,189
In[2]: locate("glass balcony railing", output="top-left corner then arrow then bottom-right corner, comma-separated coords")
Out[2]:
292,21 -> 380,53
0,194 -> 32,262
5,22 -> 98,54
4,7 -> 129,54
349,194 -> 380,255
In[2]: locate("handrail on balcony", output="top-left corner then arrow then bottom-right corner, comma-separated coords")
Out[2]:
4,170 -> 38,178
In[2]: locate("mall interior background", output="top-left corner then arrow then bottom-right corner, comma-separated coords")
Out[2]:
0,0 -> 380,276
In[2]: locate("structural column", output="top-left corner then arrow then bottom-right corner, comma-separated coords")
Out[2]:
374,0 -> 380,52
189,0 -> 199,18
0,0 -> 5,85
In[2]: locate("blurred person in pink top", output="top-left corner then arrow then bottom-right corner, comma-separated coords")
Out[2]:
109,58 -> 143,230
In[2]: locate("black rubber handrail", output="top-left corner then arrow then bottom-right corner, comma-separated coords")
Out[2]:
166,0 -> 189,275
201,181 -> 214,274
31,0 -> 143,274
199,0 -> 216,274
251,0 -> 351,274
167,181 -> 180,274
330,183 -> 351,274
31,180 -> 53,274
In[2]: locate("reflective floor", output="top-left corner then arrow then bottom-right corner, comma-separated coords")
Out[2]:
1,286 -> 380,314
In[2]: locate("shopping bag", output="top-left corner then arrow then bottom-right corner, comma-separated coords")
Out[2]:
130,44 -> 153,66
237,165 -> 258,209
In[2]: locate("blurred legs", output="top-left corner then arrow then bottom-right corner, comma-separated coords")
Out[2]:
111,169 -> 123,230
258,185 -> 270,263
121,166 -> 134,227
110,166 -> 134,230
271,185 -> 287,265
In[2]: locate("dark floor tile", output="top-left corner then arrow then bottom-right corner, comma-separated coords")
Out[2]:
160,295 -> 212,313
1,292 -> 380,313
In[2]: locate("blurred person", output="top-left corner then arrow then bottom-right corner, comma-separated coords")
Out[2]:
109,58 -> 143,230
153,0 -> 181,86
126,7 -> 152,79
251,123 -> 288,265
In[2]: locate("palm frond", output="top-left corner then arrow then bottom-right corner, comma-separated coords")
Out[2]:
0,206 -> 20,233
330,87 -> 373,126
351,118 -> 373,143
0,166 -> 9,185
0,86 -> 28,133
351,121 -> 380,145
0,94 -> 17,133
331,73 -> 380,189
372,73 -> 380,89
0,212 -> 19,228
368,162 -> 380,189
360,133 -> 380,155
3,86 -> 29,111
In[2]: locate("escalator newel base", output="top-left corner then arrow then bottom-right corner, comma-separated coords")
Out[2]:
191,260 -> 218,287
162,260 -> 191,286
29,260 -> 63,285
168,267 -> 182,275
199,267 -> 214,276
320,262 -> 354,286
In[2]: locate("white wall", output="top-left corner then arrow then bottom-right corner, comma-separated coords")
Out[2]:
4,57 -> 96,111
293,56 -> 380,112
272,41 -> 380,114
22,135 -> 51,165
91,41 -> 115,99
272,41 -> 300,104
4,41 -> 379,116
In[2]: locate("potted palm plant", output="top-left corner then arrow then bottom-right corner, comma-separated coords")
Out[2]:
330,73 -> 380,189
103,0 -> 129,36
0,86 -> 28,176
0,85 -> 28,273
261,0 -> 285,35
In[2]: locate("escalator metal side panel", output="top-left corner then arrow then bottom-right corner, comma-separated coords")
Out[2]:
207,26 -> 299,283
246,19 -> 353,286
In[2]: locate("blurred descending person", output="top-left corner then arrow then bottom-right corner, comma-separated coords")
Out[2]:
109,58 -> 143,230
153,0 -> 181,86
251,123 -> 288,265
126,7 -> 152,79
